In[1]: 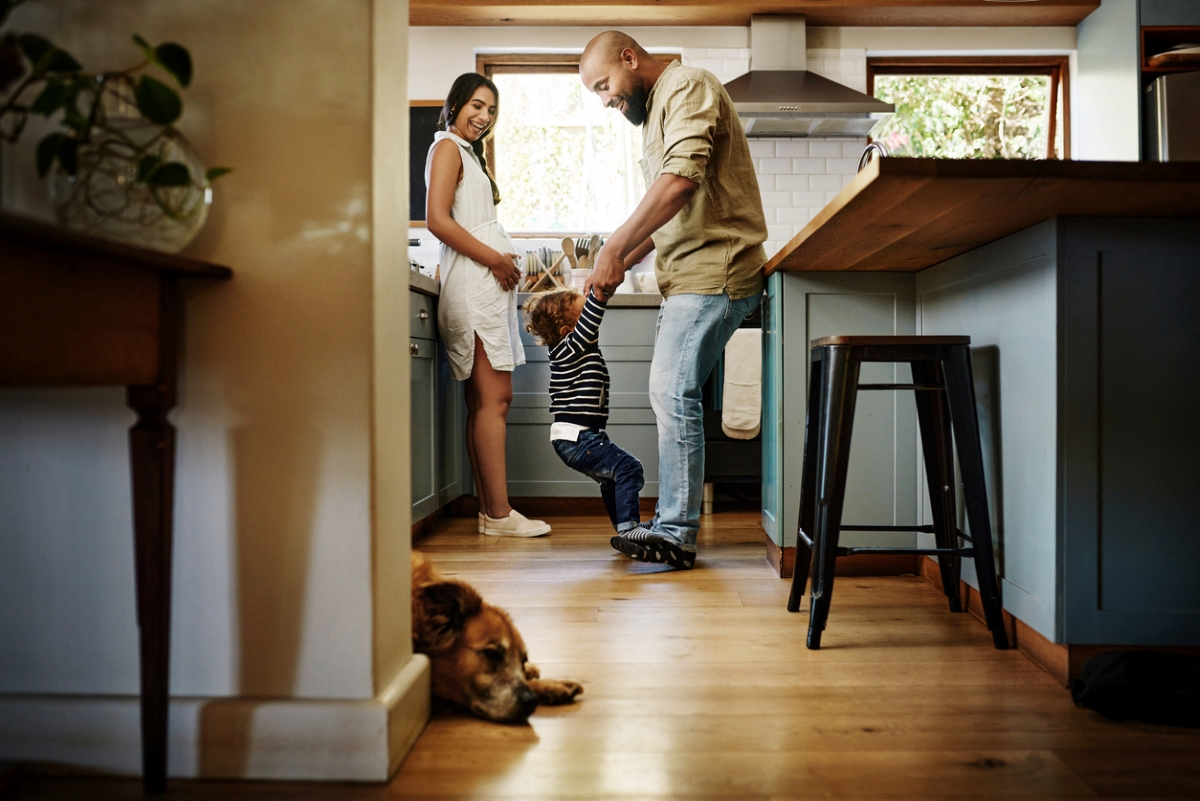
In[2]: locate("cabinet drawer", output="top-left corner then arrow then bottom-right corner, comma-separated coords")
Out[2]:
410,336 -> 436,359
410,292 -> 437,340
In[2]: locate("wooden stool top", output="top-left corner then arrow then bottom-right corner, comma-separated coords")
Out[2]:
811,335 -> 971,347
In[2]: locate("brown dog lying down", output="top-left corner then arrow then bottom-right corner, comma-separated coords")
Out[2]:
412,551 -> 582,723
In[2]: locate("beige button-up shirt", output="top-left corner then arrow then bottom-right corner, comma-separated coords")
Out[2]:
640,60 -> 767,300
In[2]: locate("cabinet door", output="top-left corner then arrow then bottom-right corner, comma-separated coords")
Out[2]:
411,336 -> 438,521
436,339 -> 468,505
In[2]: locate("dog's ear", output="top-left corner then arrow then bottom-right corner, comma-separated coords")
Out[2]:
413,580 -> 483,652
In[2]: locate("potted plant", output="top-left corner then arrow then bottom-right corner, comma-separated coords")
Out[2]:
0,0 -> 230,251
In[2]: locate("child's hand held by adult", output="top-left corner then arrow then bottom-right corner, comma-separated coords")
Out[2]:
585,244 -> 624,300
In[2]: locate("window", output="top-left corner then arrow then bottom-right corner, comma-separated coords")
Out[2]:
478,54 -> 677,234
867,57 -> 1069,160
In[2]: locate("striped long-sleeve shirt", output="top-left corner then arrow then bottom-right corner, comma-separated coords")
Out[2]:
548,293 -> 609,428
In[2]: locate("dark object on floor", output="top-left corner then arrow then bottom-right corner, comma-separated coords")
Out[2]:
1071,651 -> 1200,727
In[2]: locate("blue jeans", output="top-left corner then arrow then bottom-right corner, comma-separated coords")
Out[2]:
552,430 -> 645,532
648,291 -> 761,548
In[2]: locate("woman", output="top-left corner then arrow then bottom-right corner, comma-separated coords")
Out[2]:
425,73 -> 550,538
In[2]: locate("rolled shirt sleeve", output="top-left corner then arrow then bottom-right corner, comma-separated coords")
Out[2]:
657,78 -> 719,186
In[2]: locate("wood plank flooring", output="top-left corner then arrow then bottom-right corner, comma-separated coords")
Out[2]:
10,510 -> 1200,799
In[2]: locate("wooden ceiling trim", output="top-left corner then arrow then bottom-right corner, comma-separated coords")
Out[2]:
411,1 -> 1099,28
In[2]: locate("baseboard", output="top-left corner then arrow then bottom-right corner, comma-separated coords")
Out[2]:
0,655 -> 430,782
919,556 -> 1064,684
412,504 -> 447,543
766,534 -> 921,579
448,495 -> 658,519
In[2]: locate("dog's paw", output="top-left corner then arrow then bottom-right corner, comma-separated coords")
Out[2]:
524,663 -> 541,680
528,678 -> 583,705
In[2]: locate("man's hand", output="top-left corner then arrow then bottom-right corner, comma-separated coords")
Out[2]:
584,244 -> 624,300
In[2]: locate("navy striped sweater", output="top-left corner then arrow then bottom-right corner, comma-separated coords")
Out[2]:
548,293 -> 610,428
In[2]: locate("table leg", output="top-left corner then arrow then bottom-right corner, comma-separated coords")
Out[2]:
127,278 -> 179,794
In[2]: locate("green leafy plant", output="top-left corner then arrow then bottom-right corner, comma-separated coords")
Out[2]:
0,0 -> 230,217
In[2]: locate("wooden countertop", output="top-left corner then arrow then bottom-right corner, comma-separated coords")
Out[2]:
764,158 -> 1200,274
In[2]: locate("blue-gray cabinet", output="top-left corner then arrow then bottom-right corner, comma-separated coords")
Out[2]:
410,289 -> 468,522
761,270 -> 918,552
764,217 -> 1200,647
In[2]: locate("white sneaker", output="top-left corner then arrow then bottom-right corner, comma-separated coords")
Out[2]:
483,510 -> 551,538
478,513 -> 485,534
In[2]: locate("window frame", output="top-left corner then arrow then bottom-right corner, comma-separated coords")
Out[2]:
475,53 -> 680,234
866,56 -> 1070,160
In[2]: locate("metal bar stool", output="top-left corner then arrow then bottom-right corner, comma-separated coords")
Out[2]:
785,336 -> 1010,650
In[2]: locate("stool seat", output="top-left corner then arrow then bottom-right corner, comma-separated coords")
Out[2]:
811,335 -> 970,347
786,336 -> 1010,650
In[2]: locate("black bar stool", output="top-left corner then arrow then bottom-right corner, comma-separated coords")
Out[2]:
785,335 -> 1010,650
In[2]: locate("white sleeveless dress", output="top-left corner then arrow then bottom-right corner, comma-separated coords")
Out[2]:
426,131 -> 525,380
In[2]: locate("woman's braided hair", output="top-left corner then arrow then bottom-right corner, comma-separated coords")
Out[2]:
523,288 -> 580,349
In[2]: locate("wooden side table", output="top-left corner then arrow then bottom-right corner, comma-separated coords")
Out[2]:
0,213 -> 233,794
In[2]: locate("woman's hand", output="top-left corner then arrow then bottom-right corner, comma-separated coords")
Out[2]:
488,251 -> 522,292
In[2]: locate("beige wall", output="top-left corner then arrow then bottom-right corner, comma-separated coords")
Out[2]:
0,0 -> 406,705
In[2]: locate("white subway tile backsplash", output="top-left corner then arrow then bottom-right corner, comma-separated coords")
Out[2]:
767,224 -> 795,243
756,174 -> 776,191
760,158 -> 793,175
774,141 -> 809,158
721,59 -> 750,80
825,190 -> 843,204
776,207 -> 813,225
842,141 -> 868,159
791,190 -> 827,208
809,173 -> 846,191
687,57 -> 724,75
749,141 -> 776,158
826,158 -> 859,175
792,158 -> 826,173
808,141 -> 843,158
775,174 -> 810,191
759,190 -> 792,207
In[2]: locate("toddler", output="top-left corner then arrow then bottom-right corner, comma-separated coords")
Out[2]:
523,288 -> 651,542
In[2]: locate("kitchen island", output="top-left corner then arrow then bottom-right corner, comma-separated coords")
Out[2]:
762,158 -> 1200,662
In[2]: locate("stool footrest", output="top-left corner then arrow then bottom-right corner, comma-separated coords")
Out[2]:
857,383 -> 944,391
837,546 -> 975,557
839,524 -> 937,533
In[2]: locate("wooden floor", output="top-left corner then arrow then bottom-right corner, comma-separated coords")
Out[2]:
10,510 -> 1200,799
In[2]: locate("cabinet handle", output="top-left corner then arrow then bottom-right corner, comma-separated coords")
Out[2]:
418,309 -> 429,320
410,343 -> 419,356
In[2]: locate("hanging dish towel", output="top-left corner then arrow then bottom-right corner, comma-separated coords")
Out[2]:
721,328 -> 762,439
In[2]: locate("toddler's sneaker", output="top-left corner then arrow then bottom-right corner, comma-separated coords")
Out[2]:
611,527 -> 695,570
483,510 -> 551,538
478,513 -> 485,534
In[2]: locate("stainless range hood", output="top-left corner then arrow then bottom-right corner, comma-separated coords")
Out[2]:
725,15 -> 894,138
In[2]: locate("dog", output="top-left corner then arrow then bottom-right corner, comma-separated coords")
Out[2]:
411,551 -> 582,723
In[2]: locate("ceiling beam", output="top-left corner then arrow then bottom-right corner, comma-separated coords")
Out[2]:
411,1 -> 1100,28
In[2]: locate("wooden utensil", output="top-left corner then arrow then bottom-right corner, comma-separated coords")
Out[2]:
561,237 -> 577,269
588,234 -> 601,260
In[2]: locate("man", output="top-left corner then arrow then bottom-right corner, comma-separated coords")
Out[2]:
580,31 -> 767,570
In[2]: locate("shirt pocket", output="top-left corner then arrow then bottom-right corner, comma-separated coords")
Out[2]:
640,139 -> 664,187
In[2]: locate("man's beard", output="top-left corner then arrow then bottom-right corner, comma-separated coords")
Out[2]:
620,80 -> 650,126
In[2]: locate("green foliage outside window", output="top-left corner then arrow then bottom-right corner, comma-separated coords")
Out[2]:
492,73 -> 645,233
872,74 -> 1055,159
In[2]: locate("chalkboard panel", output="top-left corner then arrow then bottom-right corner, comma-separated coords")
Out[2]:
410,104 -> 442,222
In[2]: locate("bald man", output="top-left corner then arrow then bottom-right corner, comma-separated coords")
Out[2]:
580,32 -> 767,570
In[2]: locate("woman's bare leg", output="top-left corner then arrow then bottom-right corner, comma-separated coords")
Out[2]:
463,378 -> 485,517
465,334 -> 513,519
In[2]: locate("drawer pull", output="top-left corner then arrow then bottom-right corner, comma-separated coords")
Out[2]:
410,343 -> 419,356
418,309 -> 429,320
